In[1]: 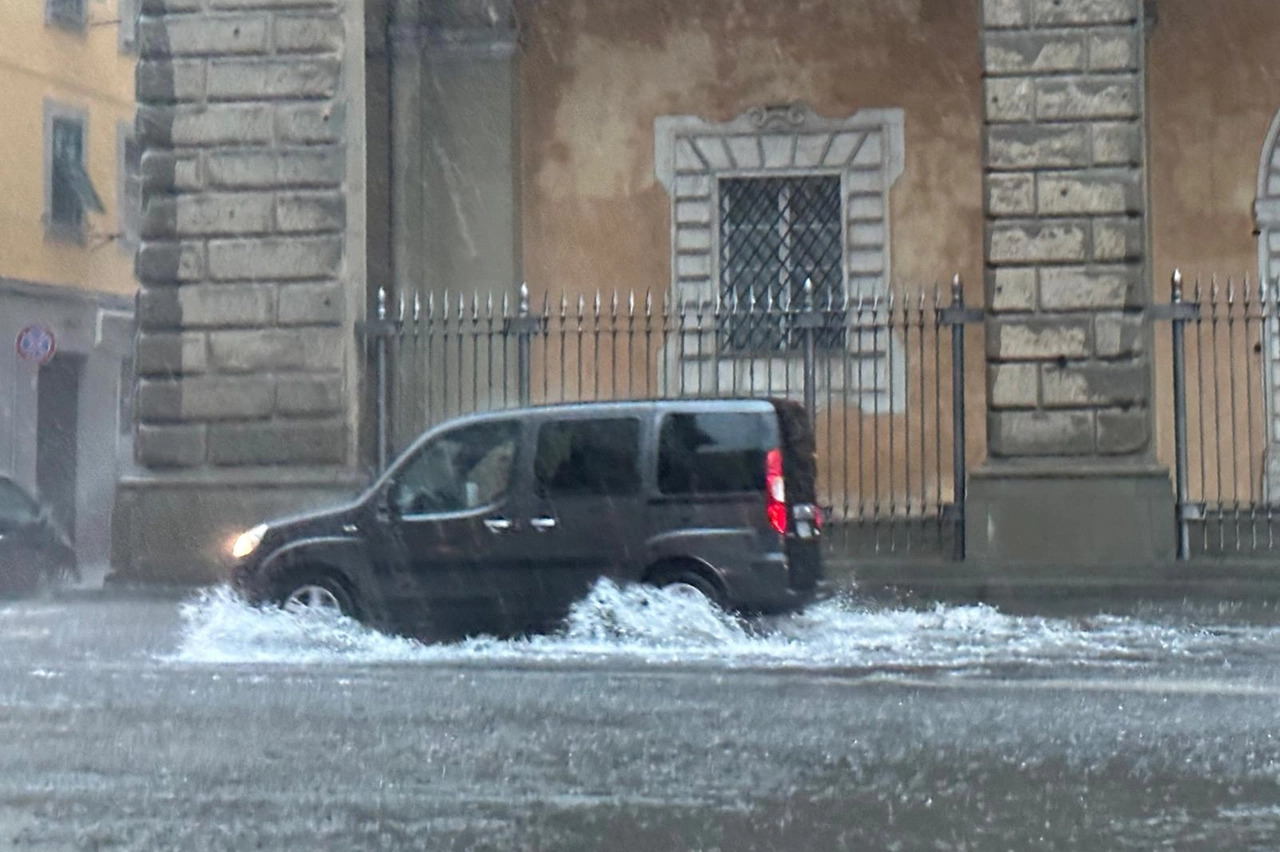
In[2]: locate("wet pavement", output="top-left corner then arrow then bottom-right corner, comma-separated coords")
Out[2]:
3,585 -> 1280,850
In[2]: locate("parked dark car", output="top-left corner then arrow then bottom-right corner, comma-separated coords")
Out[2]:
232,398 -> 827,639
0,475 -> 77,598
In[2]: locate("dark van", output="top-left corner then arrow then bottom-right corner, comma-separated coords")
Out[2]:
232,398 -> 827,639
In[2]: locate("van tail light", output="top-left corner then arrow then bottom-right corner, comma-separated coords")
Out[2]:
765,448 -> 787,535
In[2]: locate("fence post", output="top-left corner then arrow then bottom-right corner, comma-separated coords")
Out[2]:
375,286 -> 389,472
1171,269 -> 1192,560
801,277 -> 817,425
949,275 -> 968,561
506,282 -> 542,408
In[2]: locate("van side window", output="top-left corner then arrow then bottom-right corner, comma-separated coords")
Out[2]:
392,420 -> 519,515
658,412 -> 770,495
535,418 -> 641,497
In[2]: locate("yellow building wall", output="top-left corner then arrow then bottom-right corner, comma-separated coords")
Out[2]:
0,0 -> 136,295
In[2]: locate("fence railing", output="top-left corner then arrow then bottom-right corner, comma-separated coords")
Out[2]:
362,277 -> 982,560
1165,270 -> 1278,557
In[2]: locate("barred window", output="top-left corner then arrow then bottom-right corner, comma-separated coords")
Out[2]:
719,176 -> 845,353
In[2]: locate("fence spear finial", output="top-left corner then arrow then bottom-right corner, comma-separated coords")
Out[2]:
519,281 -> 530,317
376,286 -> 387,321
1173,268 -> 1183,302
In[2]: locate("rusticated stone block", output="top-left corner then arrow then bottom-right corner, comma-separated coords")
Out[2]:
136,424 -> 207,468
273,14 -> 343,53
989,221 -> 1088,263
985,78 -> 1036,122
1097,408 -> 1149,454
989,267 -> 1037,312
207,236 -> 343,280
206,58 -> 341,100
139,14 -> 269,57
1036,76 -> 1138,121
135,331 -> 208,376
276,375 -> 344,415
1037,170 -> 1142,216
990,363 -> 1039,408
275,191 -> 345,233
988,318 -> 1092,360
1091,122 -> 1141,165
985,32 -> 1085,74
1092,217 -> 1144,262
1030,0 -> 1139,26
1039,266 -> 1139,311
276,103 -> 345,144
136,240 -> 205,283
1094,312 -> 1144,357
136,60 -> 207,103
1041,361 -> 1147,407
141,151 -> 202,193
990,410 -> 1094,456
278,281 -> 344,324
984,0 -> 1029,27
1089,28 -> 1138,71
208,327 -> 344,373
987,124 -> 1088,170
143,282 -> 276,328
987,174 -> 1035,216
138,375 -> 275,422
208,419 -> 346,465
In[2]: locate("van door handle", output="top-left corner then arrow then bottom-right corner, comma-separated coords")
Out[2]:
529,517 -> 557,532
483,517 -> 514,534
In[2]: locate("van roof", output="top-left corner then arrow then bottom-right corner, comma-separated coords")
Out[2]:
445,397 -> 784,422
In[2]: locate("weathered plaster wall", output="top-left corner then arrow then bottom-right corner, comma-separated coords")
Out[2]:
1147,0 -> 1280,497
519,0 -> 983,302
1148,0 -> 1280,279
517,0 -> 987,503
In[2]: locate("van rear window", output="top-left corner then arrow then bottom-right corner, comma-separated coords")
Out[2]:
535,418 -> 641,497
658,412 -> 773,495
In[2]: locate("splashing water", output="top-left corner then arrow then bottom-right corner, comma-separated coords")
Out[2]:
171,580 -> 1280,673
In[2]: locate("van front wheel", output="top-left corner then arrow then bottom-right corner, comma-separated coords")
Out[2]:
273,569 -> 358,620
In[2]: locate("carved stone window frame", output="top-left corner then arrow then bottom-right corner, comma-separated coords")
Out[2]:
653,103 -> 906,408
1253,108 -> 1280,495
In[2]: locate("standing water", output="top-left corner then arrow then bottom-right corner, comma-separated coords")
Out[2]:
171,580 -> 1280,674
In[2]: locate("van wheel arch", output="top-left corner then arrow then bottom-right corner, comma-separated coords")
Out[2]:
268,563 -> 362,619
643,558 -> 727,607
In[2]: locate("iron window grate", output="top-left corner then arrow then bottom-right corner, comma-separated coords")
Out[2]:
719,175 -> 845,353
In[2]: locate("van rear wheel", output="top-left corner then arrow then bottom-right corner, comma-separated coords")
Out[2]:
655,570 -> 725,610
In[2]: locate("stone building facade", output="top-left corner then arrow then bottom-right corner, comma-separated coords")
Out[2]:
113,0 -> 1280,583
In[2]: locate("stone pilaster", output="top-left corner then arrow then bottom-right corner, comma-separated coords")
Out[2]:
970,0 -> 1173,569
110,0 -> 367,584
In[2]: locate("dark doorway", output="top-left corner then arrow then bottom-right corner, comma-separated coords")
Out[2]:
37,353 -> 83,543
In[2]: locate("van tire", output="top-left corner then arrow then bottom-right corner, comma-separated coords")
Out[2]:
271,567 -> 359,620
650,564 -> 726,610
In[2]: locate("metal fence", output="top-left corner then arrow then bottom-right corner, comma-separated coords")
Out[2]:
363,277 -> 982,560
1165,271 -> 1280,558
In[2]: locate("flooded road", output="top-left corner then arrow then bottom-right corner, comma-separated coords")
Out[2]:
4,585 -> 1280,850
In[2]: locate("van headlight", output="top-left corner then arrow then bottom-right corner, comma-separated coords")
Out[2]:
230,524 -> 268,560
